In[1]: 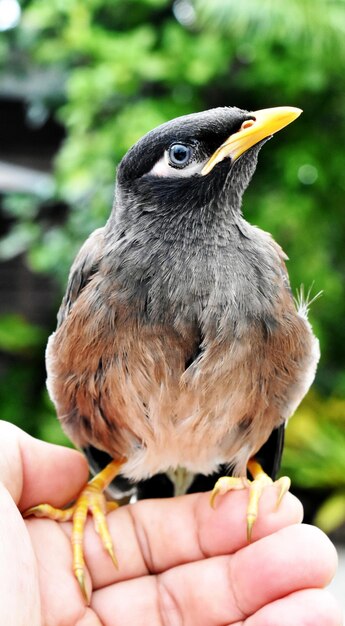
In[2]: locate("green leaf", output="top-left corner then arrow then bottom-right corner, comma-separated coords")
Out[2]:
0,315 -> 46,353
0,223 -> 41,260
314,491 -> 345,534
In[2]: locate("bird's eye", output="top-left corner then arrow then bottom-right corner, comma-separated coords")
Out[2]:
168,143 -> 192,168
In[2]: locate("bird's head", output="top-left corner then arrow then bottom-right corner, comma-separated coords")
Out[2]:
114,106 -> 301,225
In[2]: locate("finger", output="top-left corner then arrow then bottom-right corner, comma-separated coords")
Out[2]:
228,524 -> 337,616
73,485 -> 303,588
75,609 -> 104,626
0,421 -> 89,508
0,483 -> 41,626
244,588 -> 342,626
19,438 -> 89,510
26,517 -> 93,625
90,525 -> 338,626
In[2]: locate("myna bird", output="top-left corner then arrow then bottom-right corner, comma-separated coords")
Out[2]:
24,105 -> 319,602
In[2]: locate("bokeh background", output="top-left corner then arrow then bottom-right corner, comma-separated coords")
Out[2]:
1,0 -> 345,542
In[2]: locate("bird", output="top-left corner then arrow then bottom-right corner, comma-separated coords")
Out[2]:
24,105 -> 319,602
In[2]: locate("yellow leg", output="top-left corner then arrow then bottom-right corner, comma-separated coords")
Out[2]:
24,458 -> 125,604
210,459 -> 291,542
72,492 -> 89,600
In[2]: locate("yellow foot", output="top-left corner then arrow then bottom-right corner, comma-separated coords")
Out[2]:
24,458 -> 125,604
210,459 -> 291,542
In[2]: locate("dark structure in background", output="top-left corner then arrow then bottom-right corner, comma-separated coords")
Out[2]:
0,92 -> 64,323
0,80 -> 66,431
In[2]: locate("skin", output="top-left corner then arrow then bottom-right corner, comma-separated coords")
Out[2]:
0,420 -> 341,626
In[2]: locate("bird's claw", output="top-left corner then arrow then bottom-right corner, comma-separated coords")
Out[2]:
75,567 -> 90,605
210,476 -> 249,508
275,475 -> 291,509
23,459 -> 124,603
210,460 -> 291,542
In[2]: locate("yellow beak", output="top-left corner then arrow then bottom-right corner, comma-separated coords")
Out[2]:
201,106 -> 302,176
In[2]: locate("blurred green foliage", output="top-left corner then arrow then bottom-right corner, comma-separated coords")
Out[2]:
1,0 -> 345,529
284,392 -> 345,532
0,314 -> 44,352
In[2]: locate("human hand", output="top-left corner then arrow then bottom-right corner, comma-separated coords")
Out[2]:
0,421 -> 341,625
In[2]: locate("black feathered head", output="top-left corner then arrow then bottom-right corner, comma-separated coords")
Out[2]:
115,106 -> 301,218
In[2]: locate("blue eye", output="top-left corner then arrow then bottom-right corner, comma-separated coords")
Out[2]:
168,143 -> 192,168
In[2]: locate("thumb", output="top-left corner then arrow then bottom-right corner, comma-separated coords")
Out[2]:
0,421 -> 89,510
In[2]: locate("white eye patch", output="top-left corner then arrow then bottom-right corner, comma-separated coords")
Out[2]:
148,151 -> 208,178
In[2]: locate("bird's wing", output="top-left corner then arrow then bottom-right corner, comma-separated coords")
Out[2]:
57,228 -> 105,327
